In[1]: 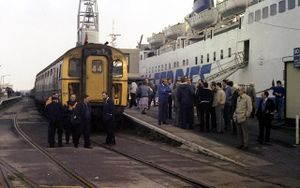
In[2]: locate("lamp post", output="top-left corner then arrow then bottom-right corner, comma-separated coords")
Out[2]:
1,74 -> 11,91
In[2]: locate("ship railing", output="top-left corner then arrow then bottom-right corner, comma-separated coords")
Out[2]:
205,51 -> 247,82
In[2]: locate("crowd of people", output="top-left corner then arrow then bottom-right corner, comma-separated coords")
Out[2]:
129,78 -> 285,150
44,91 -> 115,148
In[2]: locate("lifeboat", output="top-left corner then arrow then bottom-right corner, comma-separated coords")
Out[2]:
217,0 -> 248,18
164,23 -> 186,40
147,33 -> 165,48
187,7 -> 218,30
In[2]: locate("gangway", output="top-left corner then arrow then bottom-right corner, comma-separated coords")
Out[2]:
205,51 -> 248,82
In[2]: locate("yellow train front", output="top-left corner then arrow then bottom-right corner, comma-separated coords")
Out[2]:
34,43 -> 128,128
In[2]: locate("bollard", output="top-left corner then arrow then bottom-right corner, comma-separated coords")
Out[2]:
296,115 -> 299,145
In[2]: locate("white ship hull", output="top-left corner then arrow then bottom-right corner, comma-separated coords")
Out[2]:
140,0 -> 300,92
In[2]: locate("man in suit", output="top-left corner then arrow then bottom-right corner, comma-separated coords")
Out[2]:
256,91 -> 275,144
102,91 -> 115,145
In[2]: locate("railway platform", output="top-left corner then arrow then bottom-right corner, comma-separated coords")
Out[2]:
124,106 -> 300,187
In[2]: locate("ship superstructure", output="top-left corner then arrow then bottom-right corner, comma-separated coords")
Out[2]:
139,0 -> 300,92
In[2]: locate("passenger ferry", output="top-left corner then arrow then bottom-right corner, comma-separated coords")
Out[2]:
139,0 -> 300,92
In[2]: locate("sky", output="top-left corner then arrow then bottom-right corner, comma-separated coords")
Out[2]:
0,0 -> 192,91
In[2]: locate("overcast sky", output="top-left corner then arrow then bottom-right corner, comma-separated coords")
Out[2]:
0,0 -> 191,90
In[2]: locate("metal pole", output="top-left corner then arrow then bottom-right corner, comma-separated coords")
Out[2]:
296,115 -> 299,145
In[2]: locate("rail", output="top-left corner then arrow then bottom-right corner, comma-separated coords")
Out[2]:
13,113 -> 97,188
91,140 -> 213,188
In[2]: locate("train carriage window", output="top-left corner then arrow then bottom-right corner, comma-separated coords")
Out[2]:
288,0 -> 296,9
59,65 -> 62,78
262,7 -> 269,19
69,59 -> 80,77
92,60 -> 102,73
113,60 -> 123,77
279,0 -> 286,13
270,4 -> 277,16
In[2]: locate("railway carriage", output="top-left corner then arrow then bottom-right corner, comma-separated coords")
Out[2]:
34,43 -> 128,124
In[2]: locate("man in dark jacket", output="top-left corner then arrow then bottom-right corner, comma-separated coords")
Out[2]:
158,79 -> 172,125
197,82 -> 213,132
45,96 -> 63,148
177,77 -> 195,129
64,94 -> 77,144
102,91 -> 115,145
256,91 -> 275,144
73,95 -> 92,148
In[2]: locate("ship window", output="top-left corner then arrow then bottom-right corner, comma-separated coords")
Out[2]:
248,12 -> 254,24
220,50 -> 224,60
195,57 -> 198,65
155,66 -> 157,72
201,55 -> 203,64
177,61 -> 179,67
165,64 -> 167,70
69,58 -> 80,77
279,0 -> 286,13
262,7 -> 269,19
288,0 -> 296,9
228,48 -> 232,58
255,10 -> 261,21
183,60 -> 186,66
213,52 -> 216,61
169,63 -> 171,69
174,62 -> 176,68
270,4 -> 277,16
186,59 -> 189,66
207,53 -> 210,63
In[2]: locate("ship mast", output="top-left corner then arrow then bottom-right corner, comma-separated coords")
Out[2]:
77,0 -> 99,46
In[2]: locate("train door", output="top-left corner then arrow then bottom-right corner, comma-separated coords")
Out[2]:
86,56 -> 108,101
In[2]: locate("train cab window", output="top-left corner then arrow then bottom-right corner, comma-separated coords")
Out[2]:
270,4 -> 277,16
262,7 -> 269,19
248,12 -> 254,24
69,59 -> 80,77
288,0 -> 296,9
112,60 -> 123,77
255,9 -> 261,21
279,0 -> 286,13
92,60 -> 102,73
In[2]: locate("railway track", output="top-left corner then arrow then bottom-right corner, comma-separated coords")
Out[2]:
91,140 -> 213,188
13,113 -> 97,188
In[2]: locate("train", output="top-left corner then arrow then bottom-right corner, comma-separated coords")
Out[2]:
33,43 -> 128,126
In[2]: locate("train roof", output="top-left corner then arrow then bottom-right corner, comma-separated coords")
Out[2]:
36,43 -> 124,77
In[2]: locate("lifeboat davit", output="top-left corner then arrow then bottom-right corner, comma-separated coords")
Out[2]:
164,23 -> 186,40
187,7 -> 218,30
217,0 -> 248,18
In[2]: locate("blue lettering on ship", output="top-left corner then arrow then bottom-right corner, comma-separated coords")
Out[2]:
153,64 -> 211,84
